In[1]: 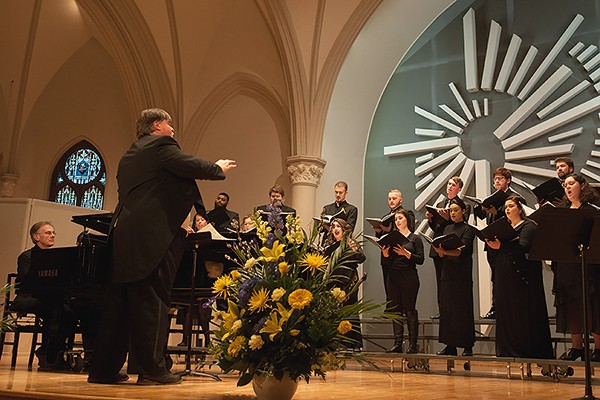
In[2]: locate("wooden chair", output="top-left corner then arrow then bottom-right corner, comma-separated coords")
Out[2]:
0,273 -> 43,369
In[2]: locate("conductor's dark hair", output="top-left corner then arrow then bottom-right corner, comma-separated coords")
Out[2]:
136,108 -> 172,139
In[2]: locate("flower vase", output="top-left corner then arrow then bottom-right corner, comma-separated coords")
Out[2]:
252,373 -> 298,400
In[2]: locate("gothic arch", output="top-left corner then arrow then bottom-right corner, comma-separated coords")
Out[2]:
183,72 -> 290,158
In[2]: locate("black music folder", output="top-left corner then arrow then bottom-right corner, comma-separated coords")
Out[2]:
425,205 -> 449,227
473,217 -> 518,243
532,177 -> 564,204
365,213 -> 395,230
421,232 -> 465,250
464,189 -> 508,210
364,230 -> 409,248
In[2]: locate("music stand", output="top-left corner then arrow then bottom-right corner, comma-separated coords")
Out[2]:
529,207 -> 599,400
176,232 -> 221,381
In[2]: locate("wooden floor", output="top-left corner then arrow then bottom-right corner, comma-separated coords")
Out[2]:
0,353 -> 598,400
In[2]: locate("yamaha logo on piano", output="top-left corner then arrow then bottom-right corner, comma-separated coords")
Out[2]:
37,268 -> 59,278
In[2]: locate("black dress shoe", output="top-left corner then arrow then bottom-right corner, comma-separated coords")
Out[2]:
88,373 -> 129,384
387,344 -> 404,353
406,345 -> 418,354
591,349 -> 600,362
430,313 -> 440,319
559,347 -> 584,361
436,346 -> 457,356
462,347 -> 473,356
480,310 -> 496,319
137,373 -> 183,385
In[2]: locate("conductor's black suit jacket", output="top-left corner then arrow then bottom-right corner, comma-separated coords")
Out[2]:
111,134 -> 225,284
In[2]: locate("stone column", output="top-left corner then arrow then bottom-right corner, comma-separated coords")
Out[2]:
285,155 -> 326,229
0,173 -> 19,197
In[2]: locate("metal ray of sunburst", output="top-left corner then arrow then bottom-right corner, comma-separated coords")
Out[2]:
501,96 -> 600,150
415,147 -> 463,176
506,46 -> 538,96
384,137 -> 461,156
504,144 -> 574,161
548,127 -> 583,143
415,106 -> 464,134
517,14 -> 584,100
495,34 -> 522,92
581,167 -> 600,183
494,65 -> 572,140
503,162 -> 556,179
439,104 -> 468,127
537,81 -> 591,119
448,82 -> 474,121
481,20 -> 502,91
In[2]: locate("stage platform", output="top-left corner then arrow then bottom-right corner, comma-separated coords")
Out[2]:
0,353 -> 597,399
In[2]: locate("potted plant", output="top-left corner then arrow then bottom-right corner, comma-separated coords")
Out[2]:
209,211 -> 389,399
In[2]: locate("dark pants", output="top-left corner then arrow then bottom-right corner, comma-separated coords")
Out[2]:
433,256 -> 443,310
89,230 -> 186,380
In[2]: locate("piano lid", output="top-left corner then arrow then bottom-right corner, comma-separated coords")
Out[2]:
72,212 -> 113,235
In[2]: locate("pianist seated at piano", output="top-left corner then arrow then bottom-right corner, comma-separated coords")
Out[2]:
12,222 -> 81,370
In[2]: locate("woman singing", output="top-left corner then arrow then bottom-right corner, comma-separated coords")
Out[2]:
555,174 -> 600,361
485,196 -> 553,358
433,197 -> 476,356
324,218 -> 366,350
381,209 -> 424,353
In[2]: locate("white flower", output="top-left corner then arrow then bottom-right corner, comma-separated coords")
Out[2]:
272,287 -> 286,302
231,319 -> 242,332
249,334 -> 265,350
244,257 -> 258,269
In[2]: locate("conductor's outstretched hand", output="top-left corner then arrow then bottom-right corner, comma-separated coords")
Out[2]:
216,159 -> 237,173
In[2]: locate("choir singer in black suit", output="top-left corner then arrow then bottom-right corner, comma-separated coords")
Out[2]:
88,108 -> 236,385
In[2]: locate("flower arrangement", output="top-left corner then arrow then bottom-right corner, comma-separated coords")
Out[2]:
209,209 -> 385,386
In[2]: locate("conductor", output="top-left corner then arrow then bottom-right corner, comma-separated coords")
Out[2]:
88,108 -> 236,385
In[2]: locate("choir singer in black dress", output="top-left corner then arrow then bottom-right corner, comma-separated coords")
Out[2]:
484,196 -> 553,358
432,197 -> 476,356
555,174 -> 600,361
380,209 -> 424,353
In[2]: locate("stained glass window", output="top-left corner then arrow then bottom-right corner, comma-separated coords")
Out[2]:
49,140 -> 106,210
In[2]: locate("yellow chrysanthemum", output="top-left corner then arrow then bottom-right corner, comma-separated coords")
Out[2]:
230,270 -> 242,281
213,274 -> 234,299
337,320 -> 352,335
248,287 -> 270,312
278,261 -> 289,275
260,240 -> 285,262
331,287 -> 347,303
227,336 -> 246,357
271,287 -> 286,302
248,334 -> 265,350
299,253 -> 328,275
288,288 -> 313,310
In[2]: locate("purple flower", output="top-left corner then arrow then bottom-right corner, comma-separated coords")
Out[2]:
238,277 -> 262,305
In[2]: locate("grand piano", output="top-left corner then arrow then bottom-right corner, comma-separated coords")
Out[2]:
24,213 -> 113,299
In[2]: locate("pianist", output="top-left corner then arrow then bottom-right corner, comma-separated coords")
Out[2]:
12,221 -> 78,370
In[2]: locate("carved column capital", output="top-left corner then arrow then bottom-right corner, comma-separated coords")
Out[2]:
285,155 -> 326,188
0,173 -> 19,198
